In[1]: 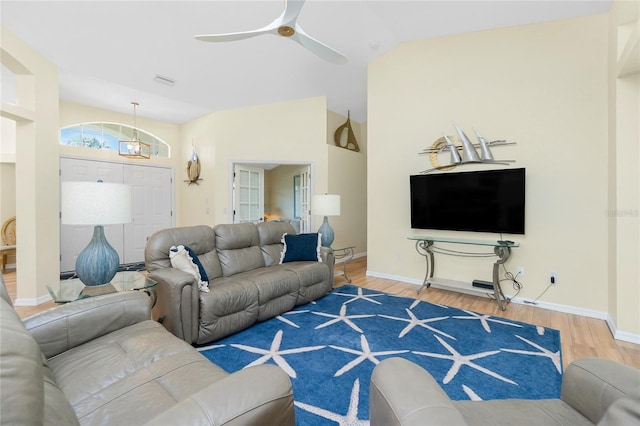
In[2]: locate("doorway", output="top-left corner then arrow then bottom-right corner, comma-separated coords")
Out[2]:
230,161 -> 313,232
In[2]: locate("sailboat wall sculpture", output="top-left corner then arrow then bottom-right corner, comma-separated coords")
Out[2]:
420,123 -> 516,173
334,111 -> 360,152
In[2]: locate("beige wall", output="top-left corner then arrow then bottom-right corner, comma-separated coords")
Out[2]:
1,25 -> 59,302
179,97 -> 329,228
327,110 -> 367,254
368,16 -> 613,317
607,0 -> 640,338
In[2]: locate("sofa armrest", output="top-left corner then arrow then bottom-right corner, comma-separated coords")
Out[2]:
320,246 -> 335,283
148,268 -> 200,344
561,357 -> 640,424
143,364 -> 294,426
370,357 -> 467,426
22,291 -> 151,359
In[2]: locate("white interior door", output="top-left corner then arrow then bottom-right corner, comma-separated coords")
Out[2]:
233,165 -> 264,223
59,158 -> 125,273
123,165 -> 173,263
60,157 -> 173,272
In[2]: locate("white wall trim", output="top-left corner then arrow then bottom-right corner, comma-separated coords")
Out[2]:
15,293 -> 52,307
366,269 -> 640,344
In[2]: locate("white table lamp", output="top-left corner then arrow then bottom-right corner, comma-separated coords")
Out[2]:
61,181 -> 132,286
312,194 -> 340,247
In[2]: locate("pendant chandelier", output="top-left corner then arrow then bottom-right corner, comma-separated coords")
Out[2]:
119,102 -> 150,159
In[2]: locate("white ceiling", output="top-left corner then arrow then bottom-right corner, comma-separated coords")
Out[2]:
1,1 -> 611,125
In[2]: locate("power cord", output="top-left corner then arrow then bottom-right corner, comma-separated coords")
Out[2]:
485,264 -> 523,305
523,283 -> 553,305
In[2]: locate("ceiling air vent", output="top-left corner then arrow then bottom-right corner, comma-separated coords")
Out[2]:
153,74 -> 176,86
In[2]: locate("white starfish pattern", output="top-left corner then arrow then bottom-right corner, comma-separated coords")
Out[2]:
231,330 -> 325,378
196,343 -> 225,352
413,335 -> 517,385
313,304 -> 375,333
501,334 -> 563,373
332,288 -> 385,305
378,309 -> 455,339
462,384 -> 483,401
294,379 -> 369,426
331,334 -> 408,377
452,310 -> 523,333
275,309 -> 309,328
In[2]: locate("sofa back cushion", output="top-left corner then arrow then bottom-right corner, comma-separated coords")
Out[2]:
145,225 -> 222,280
214,223 -> 264,276
257,222 -> 296,266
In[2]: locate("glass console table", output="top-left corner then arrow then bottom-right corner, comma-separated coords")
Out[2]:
407,236 -> 519,311
48,271 -> 157,304
332,246 -> 356,284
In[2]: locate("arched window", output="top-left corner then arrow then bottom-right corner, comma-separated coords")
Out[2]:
60,122 -> 170,158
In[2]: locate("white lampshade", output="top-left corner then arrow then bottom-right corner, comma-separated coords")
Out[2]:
61,182 -> 132,225
312,194 -> 341,216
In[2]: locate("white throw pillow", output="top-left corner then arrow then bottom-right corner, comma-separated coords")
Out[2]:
169,245 -> 209,292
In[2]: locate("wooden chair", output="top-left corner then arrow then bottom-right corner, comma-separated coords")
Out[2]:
1,217 -> 16,271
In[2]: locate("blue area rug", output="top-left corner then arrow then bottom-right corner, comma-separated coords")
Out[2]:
198,285 -> 562,425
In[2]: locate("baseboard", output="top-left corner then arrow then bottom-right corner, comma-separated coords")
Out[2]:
14,292 -> 52,307
366,269 -> 640,344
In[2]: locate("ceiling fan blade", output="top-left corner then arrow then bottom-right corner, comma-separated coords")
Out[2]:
293,26 -> 348,64
195,27 -> 273,43
281,0 -> 305,25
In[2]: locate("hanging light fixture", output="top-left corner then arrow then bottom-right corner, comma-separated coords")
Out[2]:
119,102 -> 150,159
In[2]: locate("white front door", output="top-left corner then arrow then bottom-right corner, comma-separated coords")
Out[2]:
60,157 -> 173,272
233,165 -> 264,223
59,158 -> 125,273
123,164 -> 173,263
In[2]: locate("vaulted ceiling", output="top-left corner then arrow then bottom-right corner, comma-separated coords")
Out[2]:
1,1 -> 611,124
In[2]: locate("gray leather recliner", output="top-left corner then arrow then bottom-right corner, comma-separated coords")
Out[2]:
369,357 -> 640,426
0,276 -> 295,425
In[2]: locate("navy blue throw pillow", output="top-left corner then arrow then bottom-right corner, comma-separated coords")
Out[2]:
280,233 -> 322,263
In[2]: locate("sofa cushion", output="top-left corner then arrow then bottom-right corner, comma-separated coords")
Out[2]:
282,261 -> 332,305
258,222 -> 295,267
198,278 -> 260,344
170,245 -> 209,292
280,233 -> 322,263
47,320 -> 228,424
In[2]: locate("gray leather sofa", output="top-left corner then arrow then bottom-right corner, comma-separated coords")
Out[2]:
0,276 -> 294,426
370,357 -> 640,426
145,221 -> 334,345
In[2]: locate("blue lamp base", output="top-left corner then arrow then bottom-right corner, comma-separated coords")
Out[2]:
318,216 -> 334,247
75,225 -> 120,286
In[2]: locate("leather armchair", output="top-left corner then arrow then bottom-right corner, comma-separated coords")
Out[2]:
369,357 -> 640,426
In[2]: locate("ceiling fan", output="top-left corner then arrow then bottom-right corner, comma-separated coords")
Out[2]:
194,0 -> 348,64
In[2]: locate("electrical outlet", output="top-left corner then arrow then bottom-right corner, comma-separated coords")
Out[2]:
550,271 -> 558,285
516,266 -> 525,277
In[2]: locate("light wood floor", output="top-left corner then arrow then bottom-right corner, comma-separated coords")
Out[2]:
3,258 -> 639,370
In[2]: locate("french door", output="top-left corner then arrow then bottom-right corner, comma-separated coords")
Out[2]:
233,165 -> 264,223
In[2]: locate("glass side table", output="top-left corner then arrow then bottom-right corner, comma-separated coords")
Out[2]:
332,246 -> 356,284
47,271 -> 157,304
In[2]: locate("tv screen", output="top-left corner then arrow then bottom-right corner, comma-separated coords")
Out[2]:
410,168 -> 525,234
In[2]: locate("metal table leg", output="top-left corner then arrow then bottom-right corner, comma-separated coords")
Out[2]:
415,240 -> 435,294
492,245 -> 511,311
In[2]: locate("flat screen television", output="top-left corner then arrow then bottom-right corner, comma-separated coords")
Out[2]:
410,168 -> 525,234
